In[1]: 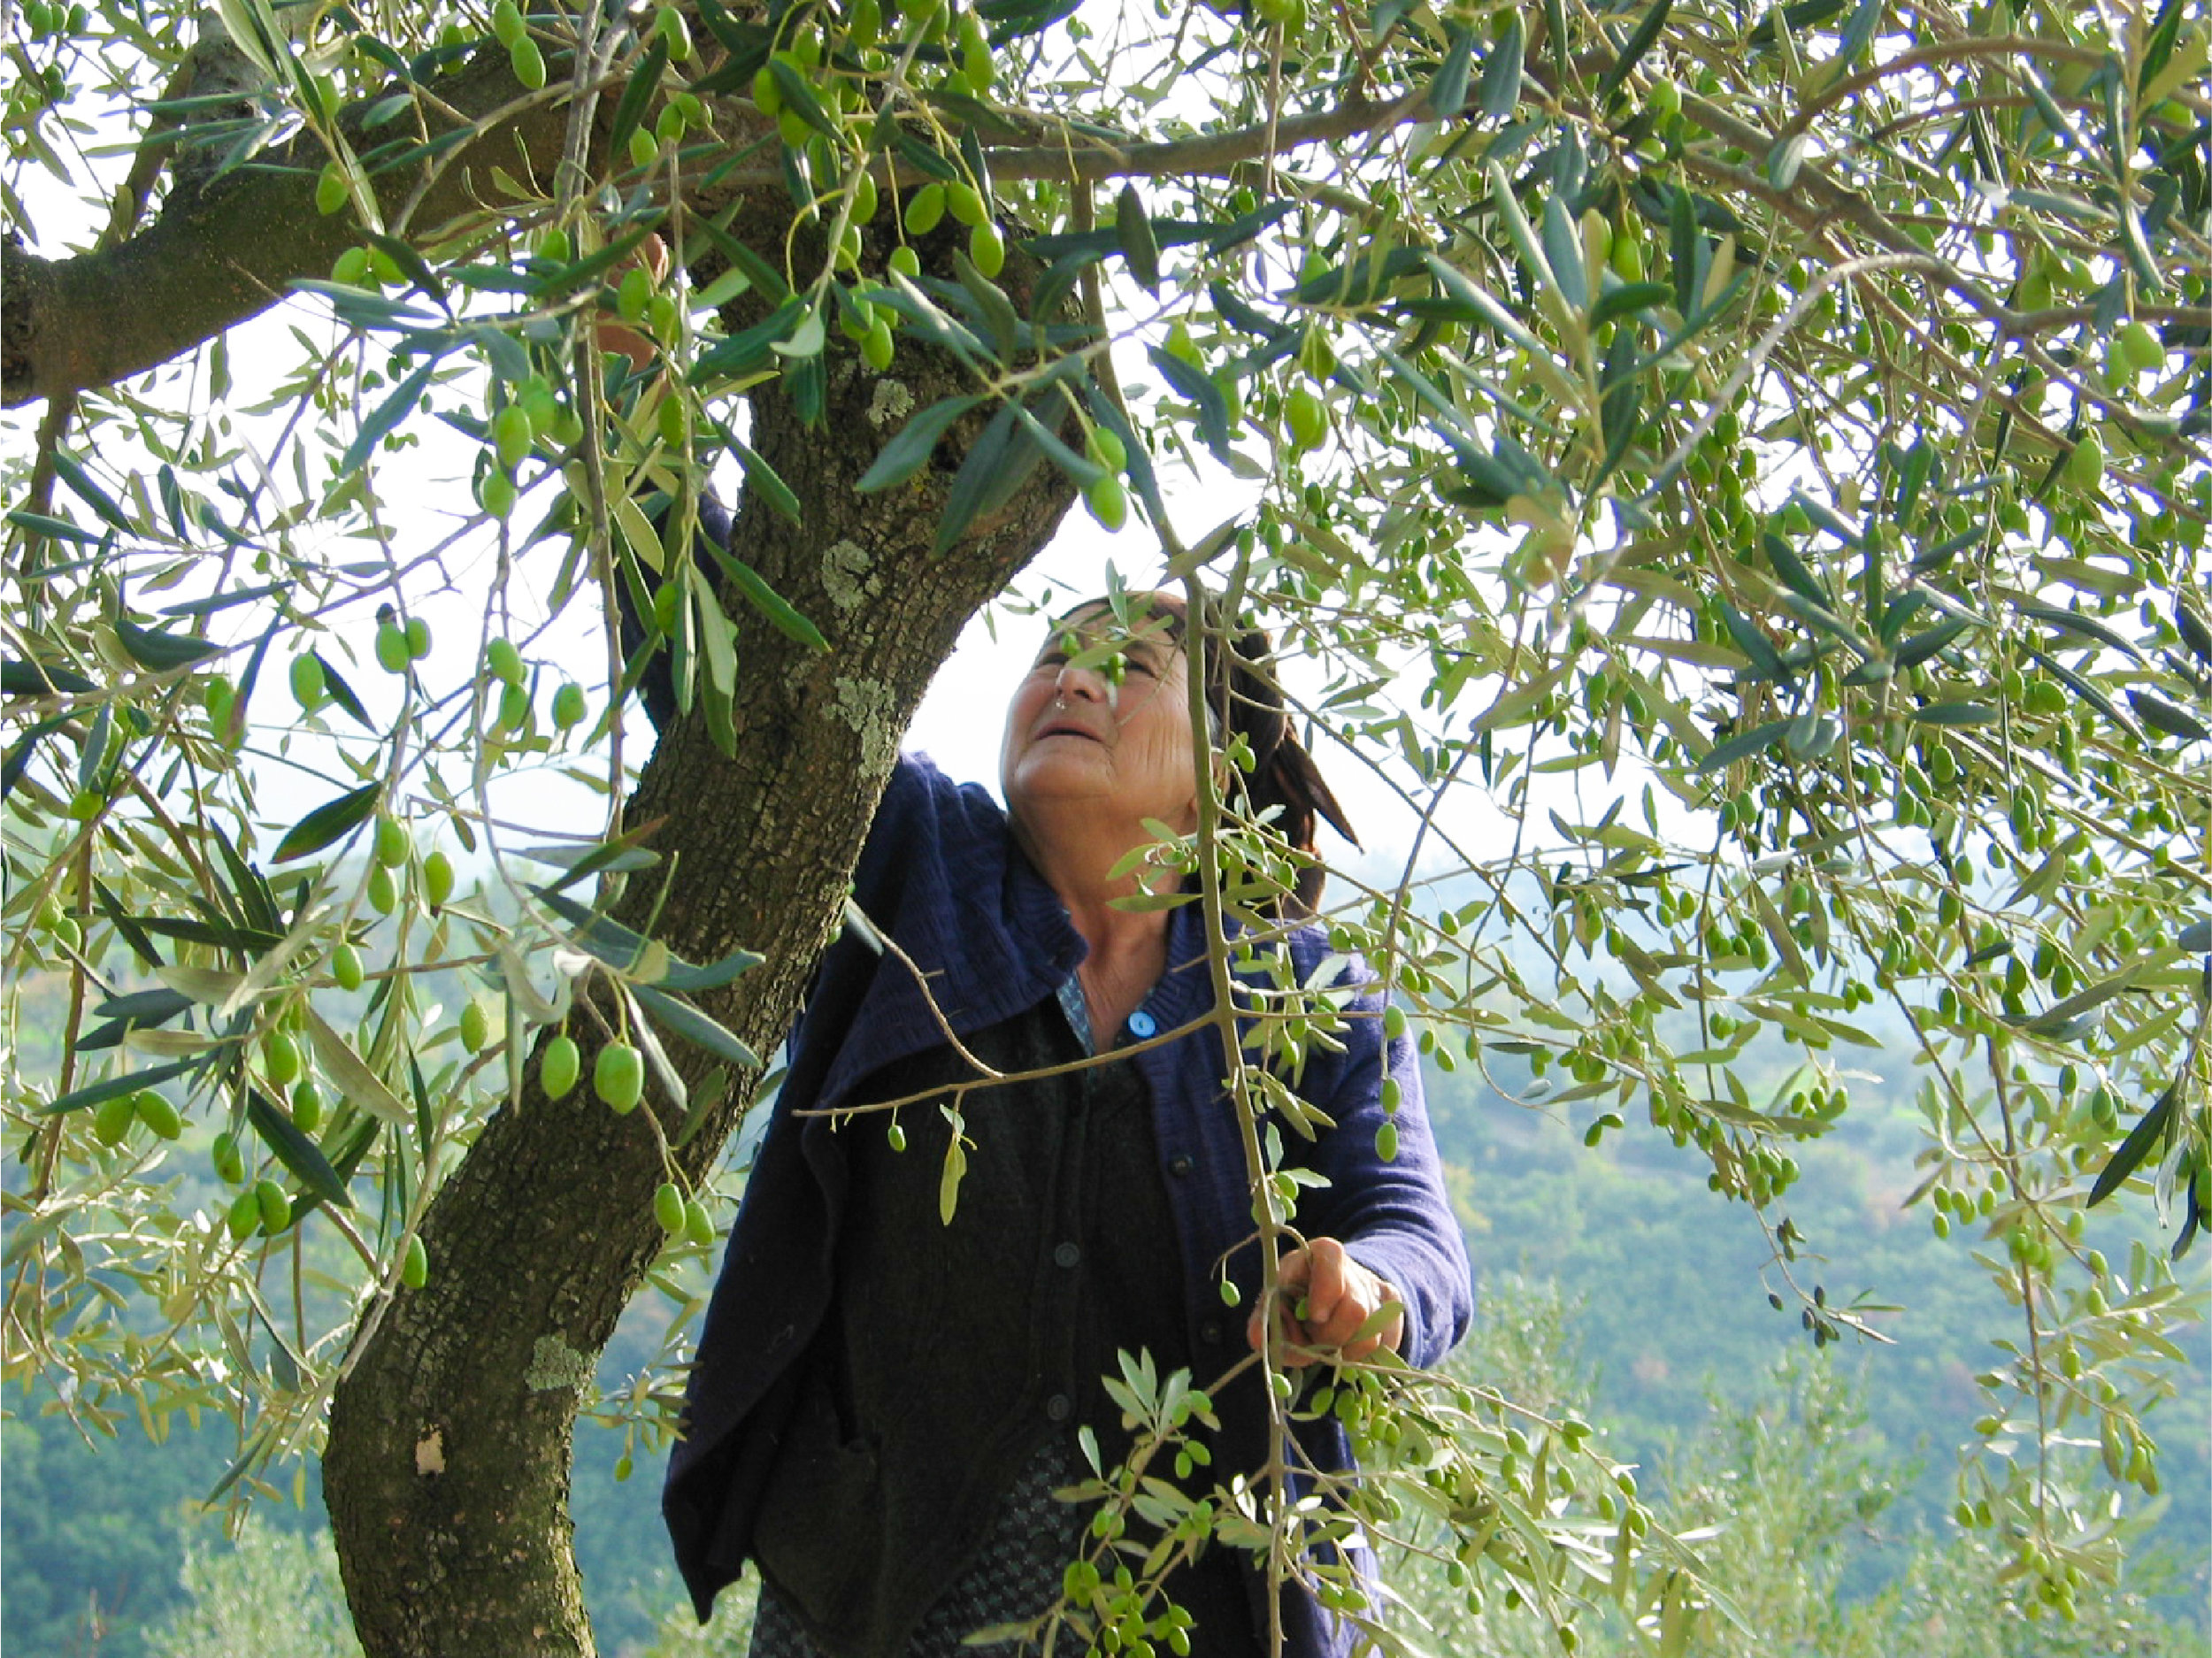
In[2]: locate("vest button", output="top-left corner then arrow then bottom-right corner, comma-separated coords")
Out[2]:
1200,1321 -> 1224,1346
1127,1009 -> 1156,1038
1046,1393 -> 1072,1423
1054,1241 -> 1080,1269
1168,1155 -> 1194,1178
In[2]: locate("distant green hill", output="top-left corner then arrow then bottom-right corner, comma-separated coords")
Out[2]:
1419,1042 -> 2211,1631
7,1040 -> 2205,1655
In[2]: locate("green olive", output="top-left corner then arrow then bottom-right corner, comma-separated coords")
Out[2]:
2116,321 -> 2162,374
2066,426 -> 2104,491
541,1032 -> 581,1099
657,394 -> 688,450
862,317 -> 895,372
289,652 -> 326,711
510,35 -> 547,90
655,1180 -> 687,1234
291,1078 -> 324,1134
904,182 -> 947,234
373,816 -> 409,869
1086,426 -> 1126,472
374,621 -> 411,674
967,220 -> 1004,279
315,160 -> 348,216
204,677 -> 238,732
654,4 -> 692,60
1083,473 -> 1127,532
494,403 -> 534,467
262,1027 -> 303,1087
595,1041 -> 645,1113
422,848 -> 455,909
254,1178 -> 292,1234
93,1094 -> 138,1147
1609,231 -> 1644,281
486,637 -> 526,687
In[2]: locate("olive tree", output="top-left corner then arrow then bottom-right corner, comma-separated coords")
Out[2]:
4,0 -> 2208,1651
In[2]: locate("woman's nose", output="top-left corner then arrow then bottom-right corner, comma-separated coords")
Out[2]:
1055,662 -> 1108,702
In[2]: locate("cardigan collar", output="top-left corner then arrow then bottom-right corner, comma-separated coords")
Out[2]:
808,801 -> 1309,1120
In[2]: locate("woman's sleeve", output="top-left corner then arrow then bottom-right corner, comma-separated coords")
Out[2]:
1290,979 -> 1472,1372
784,753 -> 952,1058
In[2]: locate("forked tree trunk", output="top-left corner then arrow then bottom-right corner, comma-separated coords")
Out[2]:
324,321 -> 1077,1655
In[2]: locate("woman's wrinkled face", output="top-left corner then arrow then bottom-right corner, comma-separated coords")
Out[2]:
1000,602 -> 1201,836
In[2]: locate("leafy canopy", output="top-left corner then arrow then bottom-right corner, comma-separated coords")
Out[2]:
4,0 -> 2209,1646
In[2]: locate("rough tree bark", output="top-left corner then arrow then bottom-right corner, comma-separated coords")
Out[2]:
10,31 -> 1072,1656
319,272 -> 1080,1654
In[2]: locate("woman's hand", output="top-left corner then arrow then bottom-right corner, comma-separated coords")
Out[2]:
1246,1237 -> 1403,1368
595,234 -> 670,370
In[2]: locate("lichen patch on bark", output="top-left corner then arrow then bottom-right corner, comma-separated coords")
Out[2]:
524,1336 -> 593,1394
832,676 -> 900,770
821,539 -> 877,611
867,380 -> 914,428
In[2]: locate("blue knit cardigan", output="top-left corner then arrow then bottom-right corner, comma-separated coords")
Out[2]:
663,755 -> 1472,1654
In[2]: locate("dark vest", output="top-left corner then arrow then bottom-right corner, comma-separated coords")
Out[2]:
750,998 -> 1255,1657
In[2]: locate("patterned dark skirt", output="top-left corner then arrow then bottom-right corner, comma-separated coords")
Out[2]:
749,1435 -> 1091,1658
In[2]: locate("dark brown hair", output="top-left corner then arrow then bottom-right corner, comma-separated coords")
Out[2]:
1066,589 -> 1356,917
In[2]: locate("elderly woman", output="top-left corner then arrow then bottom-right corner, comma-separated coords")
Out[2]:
662,593 -> 1471,1658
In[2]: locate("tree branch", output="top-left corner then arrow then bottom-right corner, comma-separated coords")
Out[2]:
4,66 -> 1436,410
3,50 -> 604,409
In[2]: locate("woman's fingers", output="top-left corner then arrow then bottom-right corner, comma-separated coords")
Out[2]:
1247,1246 -> 1320,1368
1245,1240 -> 1402,1367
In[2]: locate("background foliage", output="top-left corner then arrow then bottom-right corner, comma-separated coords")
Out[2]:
8,1037 -> 2205,1654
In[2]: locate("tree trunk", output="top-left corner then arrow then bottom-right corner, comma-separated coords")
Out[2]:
324,319 -> 1078,1654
